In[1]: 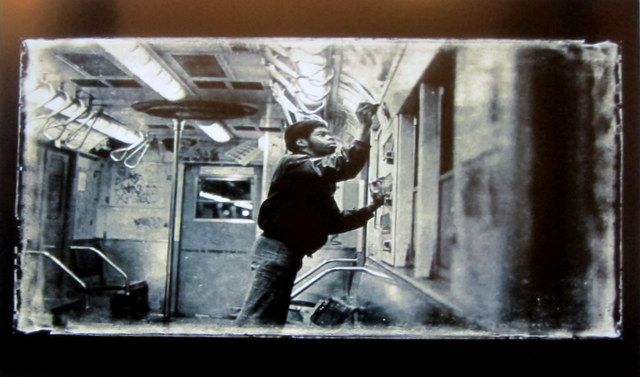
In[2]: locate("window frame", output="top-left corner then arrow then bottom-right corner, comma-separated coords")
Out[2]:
192,174 -> 256,224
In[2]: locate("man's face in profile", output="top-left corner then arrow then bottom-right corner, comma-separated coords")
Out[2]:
305,126 -> 338,156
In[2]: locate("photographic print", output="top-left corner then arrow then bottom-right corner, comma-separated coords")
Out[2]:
14,37 -> 621,338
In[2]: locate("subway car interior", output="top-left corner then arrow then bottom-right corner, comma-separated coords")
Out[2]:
16,38 -> 621,337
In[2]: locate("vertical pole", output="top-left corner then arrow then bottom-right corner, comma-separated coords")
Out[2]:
163,118 -> 184,322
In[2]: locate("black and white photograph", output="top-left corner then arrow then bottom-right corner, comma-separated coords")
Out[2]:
1,1 -> 638,376
15,37 -> 622,338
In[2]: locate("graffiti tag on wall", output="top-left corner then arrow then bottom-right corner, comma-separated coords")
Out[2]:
113,166 -> 160,205
133,216 -> 166,230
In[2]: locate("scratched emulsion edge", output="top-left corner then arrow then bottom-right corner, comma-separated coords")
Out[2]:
13,40 -> 48,334
13,40 -> 30,334
614,47 -> 624,338
13,40 -> 64,334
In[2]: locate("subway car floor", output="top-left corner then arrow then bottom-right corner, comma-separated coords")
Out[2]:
46,293 -> 483,338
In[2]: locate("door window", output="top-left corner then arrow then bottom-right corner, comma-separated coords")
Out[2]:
195,177 -> 253,220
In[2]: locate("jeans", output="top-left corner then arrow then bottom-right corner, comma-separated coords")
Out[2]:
235,234 -> 304,327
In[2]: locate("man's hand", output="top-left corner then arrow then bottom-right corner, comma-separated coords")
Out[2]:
371,192 -> 385,209
356,102 -> 379,128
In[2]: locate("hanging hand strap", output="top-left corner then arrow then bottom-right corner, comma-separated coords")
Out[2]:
123,138 -> 150,169
42,99 -> 89,141
64,110 -> 100,150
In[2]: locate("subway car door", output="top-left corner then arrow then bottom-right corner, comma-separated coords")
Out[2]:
175,164 -> 260,318
38,149 -> 71,301
40,149 -> 71,253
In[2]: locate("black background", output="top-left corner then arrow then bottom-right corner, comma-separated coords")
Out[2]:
1,0 -> 638,375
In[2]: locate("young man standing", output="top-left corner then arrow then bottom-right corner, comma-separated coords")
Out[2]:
236,103 -> 384,327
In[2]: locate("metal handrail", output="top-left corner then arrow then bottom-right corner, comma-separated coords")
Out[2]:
294,258 -> 357,285
25,250 -> 90,309
70,246 -> 130,295
290,266 -> 394,299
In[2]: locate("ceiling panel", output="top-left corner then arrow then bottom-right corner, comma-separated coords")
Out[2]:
171,54 -> 226,78
233,125 -> 258,132
224,53 -> 270,82
60,52 -> 128,77
71,78 -> 109,88
229,81 -> 264,91
106,79 -> 142,88
193,80 -> 228,89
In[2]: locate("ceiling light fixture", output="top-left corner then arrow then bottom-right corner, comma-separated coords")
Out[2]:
197,122 -> 231,143
98,40 -> 188,101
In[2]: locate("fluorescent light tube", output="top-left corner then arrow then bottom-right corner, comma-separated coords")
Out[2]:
98,40 -> 188,101
197,122 -> 231,143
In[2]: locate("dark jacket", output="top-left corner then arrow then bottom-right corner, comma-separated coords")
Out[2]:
258,140 -> 375,256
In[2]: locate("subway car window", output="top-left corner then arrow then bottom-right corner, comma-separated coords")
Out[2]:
196,177 -> 253,220
14,38 -> 622,339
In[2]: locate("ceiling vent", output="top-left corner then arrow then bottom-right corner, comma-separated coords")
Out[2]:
259,126 -> 282,132
233,125 -> 257,131
72,79 -> 108,88
60,53 -> 127,77
172,54 -> 226,78
193,80 -> 228,89
230,81 -> 263,90
106,79 -> 142,88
